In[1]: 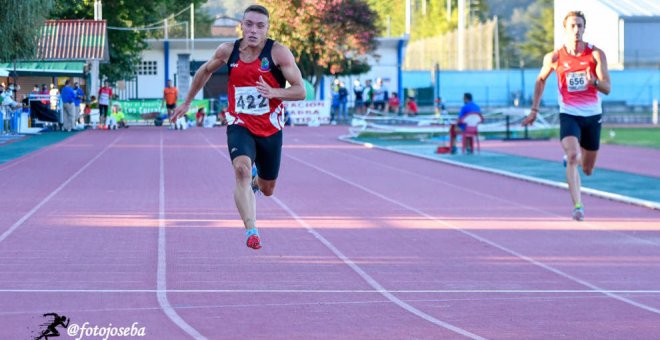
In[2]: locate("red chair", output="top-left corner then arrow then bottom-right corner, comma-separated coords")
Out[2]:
459,112 -> 484,154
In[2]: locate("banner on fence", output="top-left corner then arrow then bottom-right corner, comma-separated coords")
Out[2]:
283,100 -> 330,125
114,99 -> 210,120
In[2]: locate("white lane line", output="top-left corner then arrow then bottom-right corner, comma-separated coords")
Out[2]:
272,195 -> 485,339
286,153 -> 660,316
157,134 -> 207,340
2,289 -> 660,294
331,148 -> 660,247
201,133 -> 485,339
0,134 -> 122,243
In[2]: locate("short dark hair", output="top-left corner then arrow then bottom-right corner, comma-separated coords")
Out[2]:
563,11 -> 586,28
244,5 -> 269,18
464,93 -> 473,101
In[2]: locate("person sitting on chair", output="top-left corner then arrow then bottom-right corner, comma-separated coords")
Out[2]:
450,92 -> 481,154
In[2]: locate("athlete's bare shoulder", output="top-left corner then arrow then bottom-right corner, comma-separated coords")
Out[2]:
590,44 -> 607,59
202,42 -> 234,74
214,42 -> 235,63
271,42 -> 295,66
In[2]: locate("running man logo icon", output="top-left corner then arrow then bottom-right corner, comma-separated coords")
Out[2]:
34,313 -> 70,340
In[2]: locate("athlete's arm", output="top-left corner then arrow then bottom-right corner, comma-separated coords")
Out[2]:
591,48 -> 611,95
172,43 -> 232,119
256,43 -> 306,101
523,51 -> 557,126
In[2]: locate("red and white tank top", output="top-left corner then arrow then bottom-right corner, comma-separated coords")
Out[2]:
555,44 -> 601,116
226,39 -> 287,137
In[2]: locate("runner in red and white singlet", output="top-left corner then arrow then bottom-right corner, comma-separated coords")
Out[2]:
523,11 -> 611,221
172,5 -> 306,249
556,44 -> 601,117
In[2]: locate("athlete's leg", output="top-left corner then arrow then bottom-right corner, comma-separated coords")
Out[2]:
562,136 -> 582,207
579,114 -> 602,177
232,155 -> 257,230
581,148 -> 598,176
227,125 -> 258,232
253,131 -> 282,197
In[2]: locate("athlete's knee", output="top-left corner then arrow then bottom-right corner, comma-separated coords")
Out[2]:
583,166 -> 594,176
233,162 -> 252,181
565,151 -> 580,166
259,181 -> 276,196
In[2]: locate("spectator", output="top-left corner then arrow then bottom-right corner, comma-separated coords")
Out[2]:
195,107 -> 206,127
98,80 -> 112,129
387,92 -> 400,115
338,81 -> 348,124
49,83 -> 59,111
60,79 -> 76,132
353,79 -> 364,114
450,92 -> 481,153
363,79 -> 373,111
0,84 -> 20,109
29,85 -> 40,100
73,82 -> 85,125
110,104 -> 128,129
372,78 -> 388,111
330,78 -> 340,125
435,97 -> 447,116
40,84 -> 49,105
405,96 -> 418,117
163,79 -> 178,127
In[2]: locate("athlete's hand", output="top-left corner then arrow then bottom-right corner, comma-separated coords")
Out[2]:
256,76 -> 278,99
171,103 -> 190,122
585,66 -> 594,86
521,110 -> 537,126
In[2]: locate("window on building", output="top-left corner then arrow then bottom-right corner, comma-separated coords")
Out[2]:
136,60 -> 158,75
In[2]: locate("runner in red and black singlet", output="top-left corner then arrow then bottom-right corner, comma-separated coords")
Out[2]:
172,5 -> 306,249
523,11 -> 611,221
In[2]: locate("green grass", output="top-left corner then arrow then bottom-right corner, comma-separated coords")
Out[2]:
601,127 -> 660,148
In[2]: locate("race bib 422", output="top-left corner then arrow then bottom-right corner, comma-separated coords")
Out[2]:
234,86 -> 269,115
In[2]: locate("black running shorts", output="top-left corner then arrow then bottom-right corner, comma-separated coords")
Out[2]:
559,113 -> 602,151
226,124 -> 283,180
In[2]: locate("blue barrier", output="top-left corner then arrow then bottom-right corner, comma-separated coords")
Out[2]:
404,68 -> 660,107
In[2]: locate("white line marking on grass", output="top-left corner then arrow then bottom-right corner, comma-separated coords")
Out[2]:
158,134 -> 207,340
0,135 -> 122,243
286,153 -> 660,316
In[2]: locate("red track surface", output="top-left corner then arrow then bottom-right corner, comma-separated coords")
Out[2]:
1,126 -> 659,339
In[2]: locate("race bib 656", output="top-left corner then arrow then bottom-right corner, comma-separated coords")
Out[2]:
566,71 -> 587,92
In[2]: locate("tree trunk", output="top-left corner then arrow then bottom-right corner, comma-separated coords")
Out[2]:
12,58 -> 18,90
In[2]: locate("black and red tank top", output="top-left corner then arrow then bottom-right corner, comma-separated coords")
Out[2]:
226,38 -> 287,137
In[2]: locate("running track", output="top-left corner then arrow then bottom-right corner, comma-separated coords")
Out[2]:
1,126 -> 659,339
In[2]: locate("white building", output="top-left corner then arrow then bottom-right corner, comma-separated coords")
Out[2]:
132,37 -> 407,102
554,0 -> 660,69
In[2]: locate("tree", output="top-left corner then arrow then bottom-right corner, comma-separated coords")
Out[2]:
516,0 -> 553,67
50,0 -> 213,82
260,0 -> 380,91
0,0 -> 54,84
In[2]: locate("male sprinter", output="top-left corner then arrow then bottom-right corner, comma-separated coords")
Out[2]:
523,11 -> 611,221
172,5 -> 306,248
